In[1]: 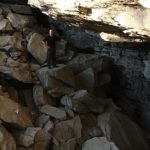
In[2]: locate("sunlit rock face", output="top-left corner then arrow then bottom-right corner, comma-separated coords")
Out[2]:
28,0 -> 150,41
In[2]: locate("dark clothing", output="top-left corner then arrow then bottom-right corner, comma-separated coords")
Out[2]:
47,48 -> 56,67
43,35 -> 60,67
43,35 -> 59,48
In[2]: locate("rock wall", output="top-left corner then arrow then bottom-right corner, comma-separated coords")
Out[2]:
0,1 -> 150,150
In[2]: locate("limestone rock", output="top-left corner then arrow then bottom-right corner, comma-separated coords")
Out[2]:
0,34 -> 23,50
13,127 -> 41,147
34,129 -> 51,150
0,125 -> 16,150
79,114 -> 102,143
10,4 -> 33,15
61,95 -> 90,114
0,19 -> 12,30
40,105 -> 67,120
7,12 -> 35,29
65,90 -> 104,113
33,85 -> 50,109
0,95 -> 33,128
28,0 -> 150,40
98,112 -> 150,150
47,65 -> 76,87
77,67 -> 97,92
27,33 -> 47,64
82,137 -> 119,150
52,116 -> 82,150
43,120 -> 54,132
35,114 -> 50,127
36,67 -> 74,97
68,54 -> 110,73
0,53 -> 32,83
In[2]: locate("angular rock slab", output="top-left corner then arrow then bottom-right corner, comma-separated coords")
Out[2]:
82,137 -> 119,150
52,116 -> 82,150
27,33 -> 47,64
13,127 -> 41,147
98,112 -> 150,150
77,67 -> 97,92
40,105 -> 67,120
0,125 -> 16,150
0,95 -> 33,128
36,67 -> 74,96
47,65 -> 76,87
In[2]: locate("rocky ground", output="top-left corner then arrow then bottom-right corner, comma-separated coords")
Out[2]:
0,2 -> 150,150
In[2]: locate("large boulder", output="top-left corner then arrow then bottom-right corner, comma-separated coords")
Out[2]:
0,95 -> 33,128
0,125 -> 16,150
0,52 -> 32,83
82,137 -> 119,150
27,33 -> 47,64
97,111 -> 150,150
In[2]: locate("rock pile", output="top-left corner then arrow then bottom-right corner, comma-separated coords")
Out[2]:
0,3 -> 149,150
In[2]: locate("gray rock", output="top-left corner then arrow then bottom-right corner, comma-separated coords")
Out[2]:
68,54 -> 110,73
10,4 -> 33,15
77,67 -> 97,92
36,67 -> 74,96
0,125 -> 16,150
98,112 -> 150,150
47,65 -> 76,87
0,53 -> 32,83
35,114 -> 50,127
40,105 -> 67,120
33,85 -> 49,109
82,137 -> 119,150
13,127 -> 41,147
68,90 -> 104,113
43,120 -> 54,132
7,12 -> 35,29
61,95 -> 89,114
0,19 -> 12,30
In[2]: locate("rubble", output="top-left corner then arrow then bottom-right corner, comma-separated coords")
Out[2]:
0,2 -> 149,150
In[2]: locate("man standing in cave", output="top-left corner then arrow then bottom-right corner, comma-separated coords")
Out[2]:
43,26 -> 60,68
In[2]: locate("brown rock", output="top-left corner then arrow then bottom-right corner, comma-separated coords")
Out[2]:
52,116 -> 82,150
40,105 -> 67,120
0,125 -> 16,150
98,111 -> 150,150
0,95 -> 33,128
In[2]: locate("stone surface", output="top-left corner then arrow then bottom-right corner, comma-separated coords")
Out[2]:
82,137 -> 119,150
77,67 -> 96,92
68,90 -> 105,113
40,105 -> 67,120
27,33 -> 47,64
68,54 -> 110,73
34,129 -> 51,150
0,53 -> 32,83
28,0 -> 150,41
0,19 -> 12,30
0,95 -> 33,128
61,95 -> 90,114
52,116 -> 82,150
14,127 -> 41,147
47,65 -> 76,87
0,125 -> 16,150
7,12 -> 35,29
98,111 -> 150,150
36,67 -> 74,97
